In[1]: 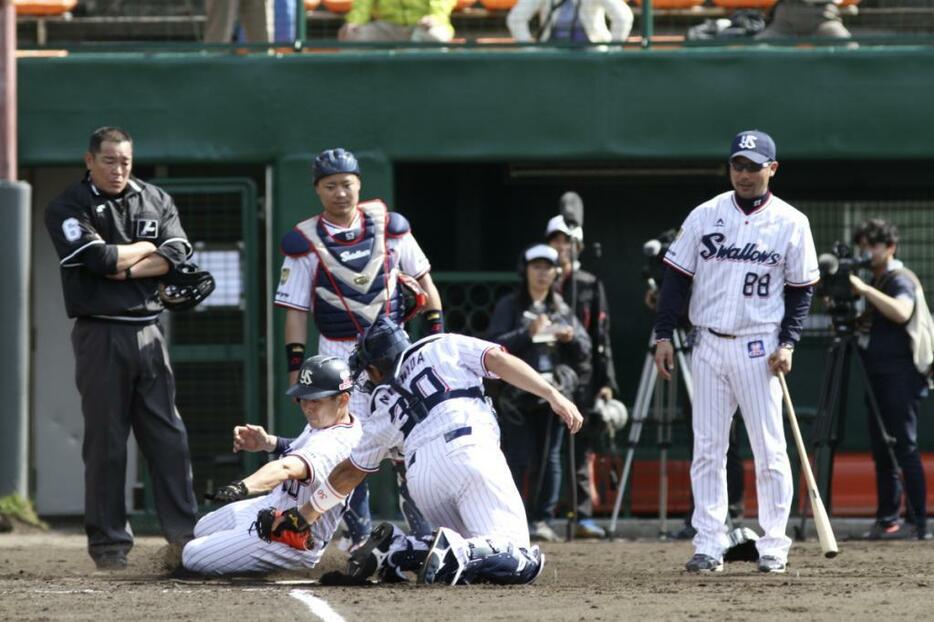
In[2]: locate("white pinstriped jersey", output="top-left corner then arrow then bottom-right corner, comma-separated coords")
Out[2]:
181,415 -> 362,574
274,212 -> 431,315
271,417 -> 363,556
350,334 -> 503,472
663,191 -> 819,336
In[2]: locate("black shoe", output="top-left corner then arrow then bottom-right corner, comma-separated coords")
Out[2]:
347,522 -> 396,580
94,551 -> 128,570
864,521 -> 910,541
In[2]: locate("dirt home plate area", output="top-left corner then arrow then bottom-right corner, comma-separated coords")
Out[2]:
1,531 -> 931,621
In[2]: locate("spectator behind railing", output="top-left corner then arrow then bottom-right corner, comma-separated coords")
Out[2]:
507,0 -> 633,44
755,0 -> 852,40
204,0 -> 274,43
338,0 -> 457,42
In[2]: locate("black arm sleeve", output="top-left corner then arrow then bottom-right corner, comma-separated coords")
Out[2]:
778,284 -> 814,345
653,267 -> 693,340
487,294 -> 533,354
76,244 -> 120,275
152,188 -> 192,269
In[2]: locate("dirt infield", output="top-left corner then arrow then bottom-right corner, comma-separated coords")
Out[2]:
1,530 -> 931,621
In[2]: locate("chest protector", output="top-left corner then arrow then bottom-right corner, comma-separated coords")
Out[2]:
297,201 -> 404,339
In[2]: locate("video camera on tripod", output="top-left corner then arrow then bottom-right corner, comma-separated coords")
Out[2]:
817,242 -> 871,331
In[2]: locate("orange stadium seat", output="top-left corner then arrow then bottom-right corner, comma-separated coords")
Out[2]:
480,0 -> 518,10
630,0 -> 704,8
839,0 -> 860,5
304,0 -> 322,9
712,0 -> 777,8
455,0 -> 478,10
323,0 -> 353,13
14,0 -> 77,15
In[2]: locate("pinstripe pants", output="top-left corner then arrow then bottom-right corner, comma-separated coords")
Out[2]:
182,497 -> 324,574
407,426 -> 531,549
690,330 -> 793,561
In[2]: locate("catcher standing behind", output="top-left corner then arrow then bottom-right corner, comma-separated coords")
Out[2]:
44,127 -> 213,570
275,148 -> 443,547
258,317 -> 583,585
182,356 -> 362,574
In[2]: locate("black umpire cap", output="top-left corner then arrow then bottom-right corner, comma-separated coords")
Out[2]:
286,355 -> 355,400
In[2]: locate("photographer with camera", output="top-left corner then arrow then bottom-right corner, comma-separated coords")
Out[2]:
489,244 -> 592,542
545,214 -> 619,539
850,219 -> 931,541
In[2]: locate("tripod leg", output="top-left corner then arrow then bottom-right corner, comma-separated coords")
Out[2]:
566,420 -> 577,541
608,349 -> 657,535
800,338 -> 847,539
673,329 -> 694,403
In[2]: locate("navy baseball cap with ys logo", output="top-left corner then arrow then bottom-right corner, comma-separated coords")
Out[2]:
730,130 -> 776,165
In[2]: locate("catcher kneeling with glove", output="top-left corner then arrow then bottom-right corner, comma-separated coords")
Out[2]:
181,355 -> 361,575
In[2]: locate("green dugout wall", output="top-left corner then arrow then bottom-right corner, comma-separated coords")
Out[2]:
19,47 -> 934,511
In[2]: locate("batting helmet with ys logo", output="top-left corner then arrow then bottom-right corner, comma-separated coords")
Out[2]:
286,355 -> 355,400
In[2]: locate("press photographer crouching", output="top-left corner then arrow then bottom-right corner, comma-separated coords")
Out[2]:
849,219 -> 932,540
488,244 -> 592,542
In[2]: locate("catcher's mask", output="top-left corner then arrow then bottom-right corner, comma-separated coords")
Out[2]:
158,262 -> 215,311
286,355 -> 354,401
349,316 -> 412,383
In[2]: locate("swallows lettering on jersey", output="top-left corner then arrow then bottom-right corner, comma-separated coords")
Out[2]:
700,232 -> 781,265
340,248 -> 371,262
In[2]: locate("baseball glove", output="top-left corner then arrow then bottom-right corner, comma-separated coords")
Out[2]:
398,273 -> 428,321
251,507 -> 313,551
158,262 -> 215,311
204,480 -> 248,503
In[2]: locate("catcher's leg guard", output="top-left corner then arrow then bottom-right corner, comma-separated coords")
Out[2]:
461,539 -> 545,585
417,527 -> 468,586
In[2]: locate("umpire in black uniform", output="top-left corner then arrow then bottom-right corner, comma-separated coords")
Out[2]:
45,127 -> 198,569
545,215 -> 618,538
850,219 -> 930,540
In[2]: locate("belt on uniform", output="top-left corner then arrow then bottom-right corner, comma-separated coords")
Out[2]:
79,316 -> 159,327
407,426 -> 473,468
708,328 -> 737,339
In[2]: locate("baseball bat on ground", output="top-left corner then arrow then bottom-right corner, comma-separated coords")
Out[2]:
777,372 -> 839,558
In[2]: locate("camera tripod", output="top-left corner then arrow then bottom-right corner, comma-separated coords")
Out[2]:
608,328 -> 694,538
797,327 -> 915,537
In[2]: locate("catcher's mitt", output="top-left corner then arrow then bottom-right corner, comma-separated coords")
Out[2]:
251,507 -> 313,551
398,273 -> 428,322
204,480 -> 248,503
159,262 -> 215,311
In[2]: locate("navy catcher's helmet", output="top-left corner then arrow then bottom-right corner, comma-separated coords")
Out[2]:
349,317 -> 412,381
313,148 -> 360,184
286,355 -> 354,400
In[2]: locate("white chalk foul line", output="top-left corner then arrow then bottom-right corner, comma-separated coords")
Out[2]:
289,589 -> 346,622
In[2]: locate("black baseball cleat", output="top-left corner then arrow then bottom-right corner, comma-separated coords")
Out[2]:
684,553 -> 723,573
94,551 -> 128,571
347,521 -> 396,580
